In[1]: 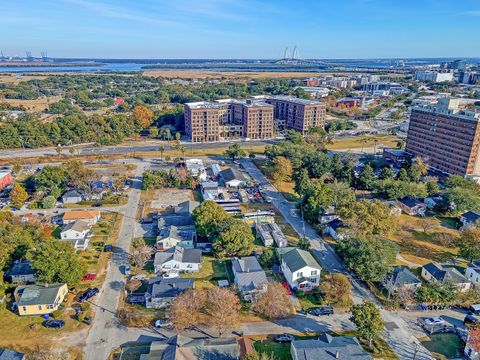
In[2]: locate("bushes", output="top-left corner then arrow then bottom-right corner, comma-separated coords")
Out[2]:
51,309 -> 63,318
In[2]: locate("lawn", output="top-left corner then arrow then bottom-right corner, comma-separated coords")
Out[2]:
420,333 -> 464,359
337,330 -> 398,360
180,256 -> 230,288
326,135 -> 399,151
386,214 -> 459,266
295,291 -> 324,310
254,340 -> 291,360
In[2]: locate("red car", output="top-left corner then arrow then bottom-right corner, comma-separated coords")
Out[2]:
282,282 -> 292,295
82,273 -> 97,281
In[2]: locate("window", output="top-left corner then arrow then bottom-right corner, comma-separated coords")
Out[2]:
38,305 -> 43,311
22,306 -> 27,312
296,272 -> 303,277
311,270 -> 317,276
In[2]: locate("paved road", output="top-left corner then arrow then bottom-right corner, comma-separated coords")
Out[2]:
0,139 -> 276,160
239,159 -> 433,360
84,161 -> 147,360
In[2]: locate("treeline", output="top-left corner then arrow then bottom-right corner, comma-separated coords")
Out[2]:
0,112 -> 141,149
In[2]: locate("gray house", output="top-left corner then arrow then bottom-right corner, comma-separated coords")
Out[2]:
141,335 -> 240,360
61,189 -> 84,204
421,262 -> 471,292
144,277 -> 194,309
8,261 -> 36,284
154,246 -> 202,274
159,200 -> 200,227
291,334 -> 372,360
232,257 -> 268,302
383,266 -> 421,295
0,349 -> 25,360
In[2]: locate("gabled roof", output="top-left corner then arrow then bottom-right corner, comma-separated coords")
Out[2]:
154,246 -> 202,267
62,189 -> 84,198
0,349 -> 25,360
277,247 -> 321,273
15,283 -> 66,306
63,210 -> 100,221
423,263 -> 468,284
291,335 -> 372,360
220,168 -> 246,182
61,220 -> 91,233
9,261 -> 35,277
147,277 -> 194,299
386,266 -> 421,287
461,211 -> 480,224
174,200 -> 200,216
398,196 -> 423,208
235,272 -> 268,292
325,219 -> 345,231
232,256 -> 263,273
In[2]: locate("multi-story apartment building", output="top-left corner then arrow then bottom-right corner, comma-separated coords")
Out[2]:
185,96 -> 325,142
184,98 -> 274,143
414,70 -> 454,83
264,96 -> 326,134
406,98 -> 480,178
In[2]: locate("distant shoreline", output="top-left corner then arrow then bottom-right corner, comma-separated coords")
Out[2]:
0,62 -> 103,68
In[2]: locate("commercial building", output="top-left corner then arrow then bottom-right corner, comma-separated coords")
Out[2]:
184,95 -> 325,142
405,98 -> 480,178
414,70 -> 454,83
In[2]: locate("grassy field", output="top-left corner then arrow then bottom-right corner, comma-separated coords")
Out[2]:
420,333 -> 464,359
180,256 -> 231,289
326,135 -> 400,151
386,214 -> 459,266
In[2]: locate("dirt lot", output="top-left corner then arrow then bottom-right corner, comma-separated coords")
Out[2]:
87,164 -> 137,179
0,95 -> 62,112
0,74 -> 48,85
149,189 -> 193,209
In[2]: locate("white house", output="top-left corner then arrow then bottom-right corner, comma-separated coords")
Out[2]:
460,211 -> 480,230
424,196 -> 442,210
421,262 -> 472,292
61,189 -> 84,204
62,210 -> 101,225
154,246 -> 202,275
185,159 -> 207,181
277,247 -> 321,292
323,219 -> 347,240
156,225 -> 196,250
60,220 -> 92,250
220,168 -> 247,188
466,262 -> 480,288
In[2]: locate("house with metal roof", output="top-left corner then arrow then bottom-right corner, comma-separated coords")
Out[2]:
256,222 -> 288,247
220,168 -> 247,188
291,334 -> 372,360
421,262 -> 471,292
231,257 -> 268,302
13,283 -> 68,316
154,246 -> 202,275
8,261 -> 36,284
0,348 -> 25,360
277,247 -> 321,291
383,266 -> 422,296
141,335 -> 240,360
145,277 -> 194,309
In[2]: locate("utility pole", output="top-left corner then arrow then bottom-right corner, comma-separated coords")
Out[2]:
412,343 -> 419,360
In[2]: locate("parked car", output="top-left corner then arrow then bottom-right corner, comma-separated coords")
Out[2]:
43,320 -> 65,329
424,318 -> 445,326
104,244 -> 113,252
282,282 -> 292,295
79,288 -> 99,302
308,306 -> 334,316
470,304 -> 480,315
82,273 -> 97,281
155,319 -> 173,328
274,334 -> 295,343
124,264 -> 131,275
127,296 -> 145,304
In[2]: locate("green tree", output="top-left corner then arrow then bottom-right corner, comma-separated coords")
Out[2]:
259,248 -> 277,268
298,237 -> 311,251
34,165 -> 68,190
150,127 -> 159,138
192,201 -> 231,238
358,164 -> 376,190
41,195 -> 56,209
457,226 -> 480,262
213,218 -> 254,257
10,182 -> 28,208
29,240 -> 86,286
379,167 -> 394,180
396,168 -> 409,182
158,145 -> 165,160
12,163 -> 22,175
416,282 -> 456,305
269,156 -> 293,182
223,144 -> 246,161
337,237 -> 398,282
350,301 -> 384,348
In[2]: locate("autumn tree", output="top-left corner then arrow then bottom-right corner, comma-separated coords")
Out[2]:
321,273 -> 352,306
205,286 -> 241,336
213,218 -> 254,257
133,105 -> 154,129
467,328 -> 480,356
192,200 -> 231,238
350,300 -> 384,348
457,225 -> 480,262
170,288 -> 207,332
10,182 -> 28,208
130,246 -> 153,270
253,282 -> 295,320
269,156 -> 293,183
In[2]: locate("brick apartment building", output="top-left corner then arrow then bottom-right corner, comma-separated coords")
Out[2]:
406,98 -> 480,178
184,96 -> 325,142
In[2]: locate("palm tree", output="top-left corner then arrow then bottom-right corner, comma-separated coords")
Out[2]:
158,145 -> 165,161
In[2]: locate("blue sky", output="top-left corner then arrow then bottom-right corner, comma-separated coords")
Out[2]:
1,0 -> 479,59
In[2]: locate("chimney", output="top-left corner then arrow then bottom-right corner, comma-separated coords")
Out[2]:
335,351 -> 340,359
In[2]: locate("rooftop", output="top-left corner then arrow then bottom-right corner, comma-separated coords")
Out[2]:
277,247 -> 321,272
9,261 -> 35,277
63,210 -> 100,221
147,277 -> 194,299
15,283 -> 66,306
232,256 -> 263,273
291,334 -> 372,360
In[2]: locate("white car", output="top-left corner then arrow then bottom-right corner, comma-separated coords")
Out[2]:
155,319 -> 173,328
162,271 -> 179,279
424,317 -> 444,326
